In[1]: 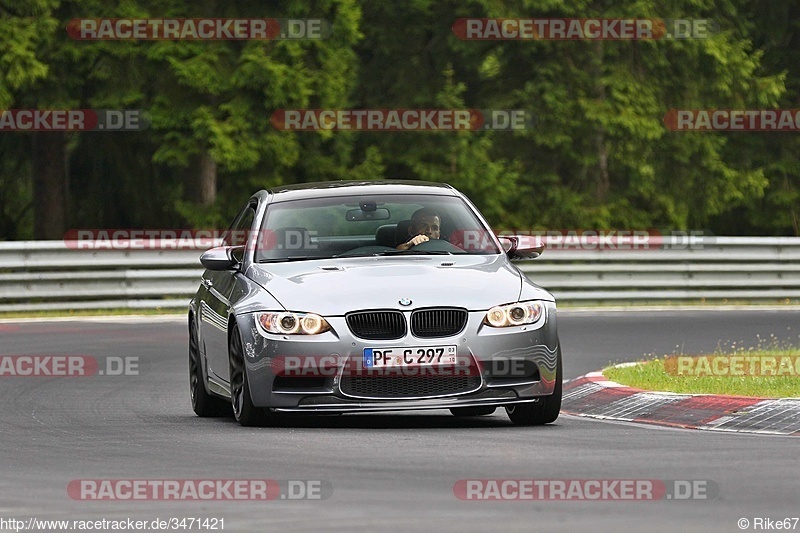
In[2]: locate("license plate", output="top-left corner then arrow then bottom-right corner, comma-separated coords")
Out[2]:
363,346 -> 457,368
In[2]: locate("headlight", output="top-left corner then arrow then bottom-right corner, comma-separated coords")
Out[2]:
255,312 -> 331,335
483,301 -> 544,327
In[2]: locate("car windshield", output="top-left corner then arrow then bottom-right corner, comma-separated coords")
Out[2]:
254,193 -> 501,262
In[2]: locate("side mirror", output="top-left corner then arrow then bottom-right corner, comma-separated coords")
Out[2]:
499,235 -> 545,260
200,246 -> 243,271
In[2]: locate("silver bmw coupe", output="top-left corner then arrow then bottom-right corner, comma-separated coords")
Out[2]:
189,181 -> 562,426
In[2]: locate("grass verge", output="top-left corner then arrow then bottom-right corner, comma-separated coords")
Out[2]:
604,349 -> 800,398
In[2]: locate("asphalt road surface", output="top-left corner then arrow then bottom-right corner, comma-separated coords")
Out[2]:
0,309 -> 798,532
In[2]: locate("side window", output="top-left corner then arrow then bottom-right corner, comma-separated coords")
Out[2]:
223,202 -> 257,264
223,203 -> 256,247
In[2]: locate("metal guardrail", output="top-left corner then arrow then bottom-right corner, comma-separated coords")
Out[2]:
519,236 -> 800,302
1,237 -> 800,312
0,242 -> 201,312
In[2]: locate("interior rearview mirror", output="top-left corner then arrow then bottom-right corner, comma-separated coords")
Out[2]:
346,208 -> 391,221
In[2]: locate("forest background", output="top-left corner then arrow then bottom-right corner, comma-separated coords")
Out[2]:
1,0 -> 798,239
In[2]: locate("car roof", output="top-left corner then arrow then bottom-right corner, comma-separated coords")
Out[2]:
258,180 -> 458,202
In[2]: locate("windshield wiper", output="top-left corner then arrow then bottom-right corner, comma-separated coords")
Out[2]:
388,250 -> 452,255
339,250 -> 453,258
258,256 -> 333,263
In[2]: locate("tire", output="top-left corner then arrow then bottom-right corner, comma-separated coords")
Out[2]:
189,318 -> 229,417
505,347 -> 562,426
450,406 -> 497,417
229,325 -> 271,427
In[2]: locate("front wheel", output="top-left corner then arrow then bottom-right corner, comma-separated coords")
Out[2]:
506,347 -> 562,426
229,325 -> 271,427
189,318 -> 229,417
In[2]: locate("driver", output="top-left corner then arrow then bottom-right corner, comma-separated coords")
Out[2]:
396,208 -> 440,250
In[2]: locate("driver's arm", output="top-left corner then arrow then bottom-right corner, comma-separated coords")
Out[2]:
396,234 -> 429,250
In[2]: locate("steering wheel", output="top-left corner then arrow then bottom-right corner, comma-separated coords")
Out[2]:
405,239 -> 464,253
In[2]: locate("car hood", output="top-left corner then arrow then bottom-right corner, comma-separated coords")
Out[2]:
245,255 -> 549,315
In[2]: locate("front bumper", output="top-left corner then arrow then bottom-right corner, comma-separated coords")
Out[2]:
235,301 -> 559,412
